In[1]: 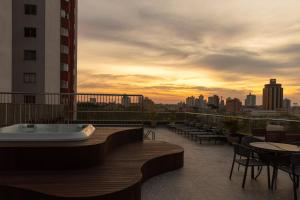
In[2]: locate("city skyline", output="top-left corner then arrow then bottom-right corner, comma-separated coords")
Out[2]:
77,0 -> 300,104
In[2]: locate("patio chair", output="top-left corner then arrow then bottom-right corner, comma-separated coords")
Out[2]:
240,136 -> 269,179
229,143 -> 270,188
241,136 -> 263,145
276,153 -> 300,200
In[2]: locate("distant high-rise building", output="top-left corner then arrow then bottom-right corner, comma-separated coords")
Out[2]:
263,79 -> 283,110
207,95 -> 220,109
186,96 -> 196,107
220,99 -> 225,107
143,97 -> 155,111
226,98 -> 242,113
245,93 -> 256,107
283,98 -> 291,110
198,95 -> 206,108
0,0 -> 78,103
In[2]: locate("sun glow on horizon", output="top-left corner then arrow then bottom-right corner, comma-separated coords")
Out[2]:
77,0 -> 300,104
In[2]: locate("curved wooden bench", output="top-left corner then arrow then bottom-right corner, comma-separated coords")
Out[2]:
0,127 -> 143,170
0,141 -> 184,200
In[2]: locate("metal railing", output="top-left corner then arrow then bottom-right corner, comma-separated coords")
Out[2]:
0,92 -> 144,127
144,129 -> 156,140
1,92 -> 299,135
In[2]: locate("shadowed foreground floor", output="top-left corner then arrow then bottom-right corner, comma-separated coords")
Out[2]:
142,128 -> 295,200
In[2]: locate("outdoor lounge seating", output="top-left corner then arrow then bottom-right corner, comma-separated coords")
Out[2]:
195,134 -> 227,144
169,121 -> 227,144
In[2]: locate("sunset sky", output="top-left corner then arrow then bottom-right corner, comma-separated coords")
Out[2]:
77,0 -> 300,104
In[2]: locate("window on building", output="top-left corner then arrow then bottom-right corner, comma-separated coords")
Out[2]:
61,45 -> 69,54
61,10 -> 69,19
24,95 -> 36,104
24,50 -> 36,60
24,27 -> 36,37
61,63 -> 69,71
23,73 -> 36,84
24,4 -> 37,15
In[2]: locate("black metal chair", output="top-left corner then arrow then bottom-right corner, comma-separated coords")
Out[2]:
241,136 -> 264,145
240,136 -> 269,180
276,153 -> 300,200
229,143 -> 270,188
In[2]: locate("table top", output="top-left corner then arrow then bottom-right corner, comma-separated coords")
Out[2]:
250,142 -> 300,152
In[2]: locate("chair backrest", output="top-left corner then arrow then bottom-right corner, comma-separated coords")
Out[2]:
241,136 -> 263,146
233,143 -> 252,158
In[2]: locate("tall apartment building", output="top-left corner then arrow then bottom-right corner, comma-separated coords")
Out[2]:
245,93 -> 256,107
226,98 -> 242,113
186,96 -> 196,107
0,0 -> 77,103
207,95 -> 220,109
198,95 -> 206,108
263,79 -> 283,110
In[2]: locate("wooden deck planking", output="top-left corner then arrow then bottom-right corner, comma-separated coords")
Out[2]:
0,127 -> 144,170
0,138 -> 184,200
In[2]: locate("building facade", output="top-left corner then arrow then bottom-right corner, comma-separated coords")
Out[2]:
263,79 -> 283,110
0,0 -> 77,103
186,96 -> 196,107
226,98 -> 242,113
283,98 -> 291,111
245,93 -> 256,107
207,95 -> 220,109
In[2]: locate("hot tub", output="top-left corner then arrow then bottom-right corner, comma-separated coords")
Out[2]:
0,124 -> 95,142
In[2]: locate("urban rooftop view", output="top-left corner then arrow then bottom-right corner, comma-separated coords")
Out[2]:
0,0 -> 300,200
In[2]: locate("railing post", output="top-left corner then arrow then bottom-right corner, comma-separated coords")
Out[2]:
19,104 -> 22,124
5,103 -> 8,126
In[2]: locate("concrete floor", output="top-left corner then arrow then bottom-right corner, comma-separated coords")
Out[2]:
142,128 -> 296,200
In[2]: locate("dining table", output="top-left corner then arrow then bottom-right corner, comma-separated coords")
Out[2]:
250,142 -> 300,153
250,142 -> 300,190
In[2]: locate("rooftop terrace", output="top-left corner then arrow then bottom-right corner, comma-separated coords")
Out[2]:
142,128 -> 295,200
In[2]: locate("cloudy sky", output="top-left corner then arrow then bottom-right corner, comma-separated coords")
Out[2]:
77,0 -> 300,104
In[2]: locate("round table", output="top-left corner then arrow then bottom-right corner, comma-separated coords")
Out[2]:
250,142 -> 300,152
250,142 -> 300,190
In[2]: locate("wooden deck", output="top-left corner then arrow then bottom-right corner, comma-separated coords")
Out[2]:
0,128 -> 184,200
0,128 -> 143,170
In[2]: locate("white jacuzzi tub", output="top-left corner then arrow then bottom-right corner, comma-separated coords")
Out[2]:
0,124 -> 95,142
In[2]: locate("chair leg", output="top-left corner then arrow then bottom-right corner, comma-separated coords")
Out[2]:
275,168 -> 278,190
272,167 -> 278,191
267,166 -> 271,189
293,174 -> 298,200
255,166 -> 263,180
242,165 -> 249,188
229,154 -> 236,180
